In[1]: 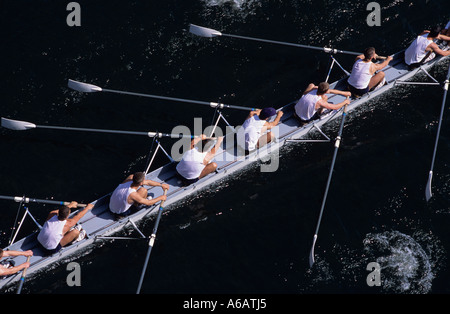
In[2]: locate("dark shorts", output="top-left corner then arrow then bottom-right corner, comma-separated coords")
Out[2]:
110,204 -> 139,221
176,171 -> 199,186
293,111 -> 321,125
39,242 -> 62,256
348,84 -> 370,97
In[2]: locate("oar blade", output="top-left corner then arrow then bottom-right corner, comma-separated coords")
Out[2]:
309,234 -> 318,268
1,117 -> 36,131
189,24 -> 222,38
68,79 -> 102,93
425,171 -> 433,202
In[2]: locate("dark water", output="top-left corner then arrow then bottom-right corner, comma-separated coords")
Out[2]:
1,0 -> 450,299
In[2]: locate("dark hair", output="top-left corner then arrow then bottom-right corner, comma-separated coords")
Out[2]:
429,25 -> 442,38
0,248 -> 4,258
259,107 -> 277,120
364,47 -> 376,60
195,139 -> 215,153
58,206 -> 71,220
132,172 -> 145,185
317,82 -> 329,95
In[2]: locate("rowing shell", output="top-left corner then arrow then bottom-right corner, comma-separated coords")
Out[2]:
1,39 -> 449,291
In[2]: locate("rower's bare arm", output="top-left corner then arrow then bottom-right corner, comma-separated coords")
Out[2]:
144,194 -> 167,206
437,33 -> 450,42
204,137 -> 224,164
190,134 -> 205,149
122,174 -> 134,184
2,250 -> 33,258
266,111 -> 284,129
130,191 -> 166,206
145,180 -> 170,191
209,136 -> 224,155
302,83 -> 317,95
430,43 -> 450,57
0,263 -> 30,276
354,54 -> 365,62
246,109 -> 261,120
328,89 -> 351,97
68,203 -> 94,226
319,98 -> 350,110
373,56 -> 393,71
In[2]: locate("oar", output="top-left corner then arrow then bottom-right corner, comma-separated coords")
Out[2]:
136,190 -> 168,294
189,23 -> 361,56
1,117 -> 195,139
309,103 -> 349,268
68,79 -> 255,112
16,256 -> 31,294
425,64 -> 450,201
0,195 -> 86,208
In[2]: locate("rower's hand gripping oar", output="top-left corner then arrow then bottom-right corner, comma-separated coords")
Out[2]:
67,79 -> 255,112
136,189 -> 168,294
16,256 -> 31,294
309,102 -> 349,268
425,64 -> 450,201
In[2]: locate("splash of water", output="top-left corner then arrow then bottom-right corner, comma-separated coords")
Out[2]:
363,230 -> 443,293
202,0 -> 249,9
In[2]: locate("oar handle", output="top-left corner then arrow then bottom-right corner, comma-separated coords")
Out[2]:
22,256 -> 31,277
63,202 -> 88,208
160,189 -> 168,207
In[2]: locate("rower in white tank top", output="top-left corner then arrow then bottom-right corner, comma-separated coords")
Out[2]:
239,115 -> 267,151
404,34 -> 434,65
109,181 -> 137,214
347,59 -> 373,89
37,215 -> 66,250
294,89 -> 322,121
403,26 -> 450,68
176,147 -> 208,180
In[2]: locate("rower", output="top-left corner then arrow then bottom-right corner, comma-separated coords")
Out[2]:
294,82 -> 351,124
347,47 -> 393,97
0,249 -> 33,277
109,172 -> 169,220
404,25 -> 450,70
176,134 -> 224,186
37,202 -> 94,255
237,107 -> 283,154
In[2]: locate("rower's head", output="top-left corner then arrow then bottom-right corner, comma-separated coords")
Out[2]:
317,82 -> 330,95
259,107 -> 277,120
195,139 -> 215,153
428,25 -> 442,38
58,206 -> 71,221
364,47 -> 376,61
132,172 -> 146,186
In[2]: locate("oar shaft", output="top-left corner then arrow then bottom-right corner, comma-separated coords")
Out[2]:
0,195 -> 86,207
222,33 -> 361,56
36,124 -> 193,139
136,191 -> 168,294
314,108 -> 347,235
102,88 -> 254,111
309,105 -> 348,267
425,66 -> 450,201
16,256 -> 31,294
37,124 -> 150,137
